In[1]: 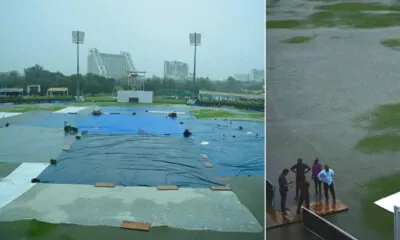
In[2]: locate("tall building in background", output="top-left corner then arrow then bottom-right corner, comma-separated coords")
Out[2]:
163,61 -> 189,80
234,73 -> 249,82
249,68 -> 264,82
87,48 -> 135,78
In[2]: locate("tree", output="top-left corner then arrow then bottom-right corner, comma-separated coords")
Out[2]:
0,65 -> 263,97
196,77 -> 214,91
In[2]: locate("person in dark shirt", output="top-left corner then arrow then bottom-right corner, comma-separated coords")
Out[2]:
296,175 -> 310,214
290,158 -> 311,200
278,168 -> 293,214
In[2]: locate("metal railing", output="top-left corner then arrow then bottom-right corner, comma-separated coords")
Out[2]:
302,207 -> 357,240
266,178 -> 275,209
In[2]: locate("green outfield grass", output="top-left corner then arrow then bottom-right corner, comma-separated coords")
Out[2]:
267,3 -> 400,29
281,36 -> 315,44
381,39 -> 400,50
315,3 -> 400,11
354,103 -> 400,238
190,109 -> 236,119
361,172 -> 400,239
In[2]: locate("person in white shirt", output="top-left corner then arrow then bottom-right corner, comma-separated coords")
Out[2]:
317,164 -> 336,203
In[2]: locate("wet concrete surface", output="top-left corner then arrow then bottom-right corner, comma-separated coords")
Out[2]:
0,176 -> 264,240
0,183 -> 262,232
267,3 -> 400,238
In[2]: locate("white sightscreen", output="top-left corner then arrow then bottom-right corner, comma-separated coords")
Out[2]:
189,33 -> 201,45
72,31 -> 85,44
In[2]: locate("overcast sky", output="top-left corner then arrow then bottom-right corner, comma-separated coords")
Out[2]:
0,0 -> 264,79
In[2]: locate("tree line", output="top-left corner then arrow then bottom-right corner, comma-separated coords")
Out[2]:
0,64 -> 264,97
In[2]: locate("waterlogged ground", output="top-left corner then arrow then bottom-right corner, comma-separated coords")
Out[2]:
0,104 -> 264,240
0,103 -> 264,121
267,1 -> 400,239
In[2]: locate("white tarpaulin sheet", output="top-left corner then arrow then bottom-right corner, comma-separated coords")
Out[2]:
375,192 -> 400,213
54,107 -> 87,114
0,112 -> 22,119
0,163 -> 49,209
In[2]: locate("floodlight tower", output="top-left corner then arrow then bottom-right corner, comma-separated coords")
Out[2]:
189,32 -> 201,96
72,31 -> 85,97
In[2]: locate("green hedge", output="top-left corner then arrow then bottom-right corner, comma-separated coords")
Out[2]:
197,99 -> 264,110
22,96 -> 74,100
88,99 -> 117,103
153,98 -> 187,104
0,96 -> 264,110
0,96 -> 74,103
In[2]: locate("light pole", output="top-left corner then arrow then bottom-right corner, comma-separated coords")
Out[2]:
189,32 -> 201,97
395,205 -> 400,240
128,71 -> 146,90
72,31 -> 85,97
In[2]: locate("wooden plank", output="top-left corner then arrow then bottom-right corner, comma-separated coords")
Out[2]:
200,154 -> 208,158
203,161 -> 213,167
156,185 -> 178,190
216,177 -> 231,181
121,221 -> 151,231
62,146 -> 70,151
309,200 -> 349,216
266,199 -> 349,229
210,185 -> 231,191
266,208 -> 302,229
95,182 -> 116,188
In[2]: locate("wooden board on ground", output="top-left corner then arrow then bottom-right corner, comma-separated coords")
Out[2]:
210,185 -> 231,191
203,161 -> 213,167
156,185 -> 178,190
266,207 -> 301,229
216,177 -> 231,181
266,199 -> 348,229
121,221 -> 151,231
62,146 -> 70,151
95,182 -> 116,188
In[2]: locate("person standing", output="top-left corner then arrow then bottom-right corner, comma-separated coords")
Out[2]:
296,175 -> 310,214
318,164 -> 336,203
278,168 -> 293,214
290,158 -> 311,200
312,158 -> 322,195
